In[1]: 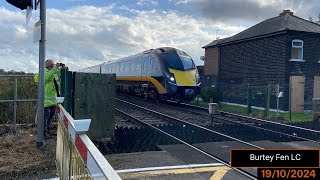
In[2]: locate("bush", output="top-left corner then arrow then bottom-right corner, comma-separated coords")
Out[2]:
200,86 -> 220,102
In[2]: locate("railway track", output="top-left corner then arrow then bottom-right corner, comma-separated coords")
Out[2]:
116,94 -> 320,147
164,100 -> 320,143
115,97 -> 320,179
116,99 -> 259,179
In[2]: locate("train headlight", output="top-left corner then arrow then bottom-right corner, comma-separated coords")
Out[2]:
165,72 -> 176,85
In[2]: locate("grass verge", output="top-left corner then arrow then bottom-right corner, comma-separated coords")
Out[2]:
190,100 -> 312,122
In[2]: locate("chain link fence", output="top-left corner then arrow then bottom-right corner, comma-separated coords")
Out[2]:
218,82 -> 316,122
0,74 -> 37,130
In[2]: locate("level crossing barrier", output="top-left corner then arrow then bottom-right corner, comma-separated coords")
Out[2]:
56,104 -> 121,180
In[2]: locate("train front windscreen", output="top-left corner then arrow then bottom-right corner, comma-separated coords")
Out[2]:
162,51 -> 195,70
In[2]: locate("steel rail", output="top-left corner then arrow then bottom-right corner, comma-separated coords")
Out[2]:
117,95 -> 320,146
117,98 -> 264,149
220,110 -> 320,133
116,108 -> 257,180
160,102 -> 320,144
214,116 -> 320,145
174,101 -> 320,134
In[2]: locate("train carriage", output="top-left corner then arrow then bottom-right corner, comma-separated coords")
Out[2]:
79,47 -> 200,101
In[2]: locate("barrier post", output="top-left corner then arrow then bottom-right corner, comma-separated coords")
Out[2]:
56,104 -> 121,179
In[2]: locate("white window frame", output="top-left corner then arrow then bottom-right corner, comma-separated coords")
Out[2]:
290,39 -> 304,62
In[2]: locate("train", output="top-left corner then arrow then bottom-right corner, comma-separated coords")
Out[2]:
79,47 -> 201,101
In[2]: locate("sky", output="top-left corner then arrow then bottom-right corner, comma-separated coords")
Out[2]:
0,0 -> 319,72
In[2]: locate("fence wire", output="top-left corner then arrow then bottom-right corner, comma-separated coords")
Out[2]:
219,82 -> 316,122
0,75 -> 37,127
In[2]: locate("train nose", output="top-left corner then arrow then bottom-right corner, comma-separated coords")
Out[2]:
184,89 -> 194,96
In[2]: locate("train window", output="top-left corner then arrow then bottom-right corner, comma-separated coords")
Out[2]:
125,63 -> 130,72
180,54 -> 195,70
135,63 -> 138,71
130,63 -> 134,71
121,63 -> 125,72
177,50 -> 195,70
163,51 -> 195,70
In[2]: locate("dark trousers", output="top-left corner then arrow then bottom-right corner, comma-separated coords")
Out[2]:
44,106 -> 56,131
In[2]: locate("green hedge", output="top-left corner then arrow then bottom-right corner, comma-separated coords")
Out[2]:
200,86 -> 220,102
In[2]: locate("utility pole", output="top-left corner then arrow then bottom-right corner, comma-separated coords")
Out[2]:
6,0 -> 46,148
36,0 -> 46,148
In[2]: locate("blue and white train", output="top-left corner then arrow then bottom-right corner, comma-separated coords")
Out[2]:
80,47 -> 201,100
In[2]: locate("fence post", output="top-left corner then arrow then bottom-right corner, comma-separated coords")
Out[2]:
61,68 -> 66,97
218,84 -> 222,102
264,84 -> 271,118
312,98 -> 320,126
289,82 -> 292,122
61,69 -> 73,114
276,83 -> 280,116
247,84 -> 252,114
12,77 -> 17,132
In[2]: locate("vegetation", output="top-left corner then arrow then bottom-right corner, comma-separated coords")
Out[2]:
191,99 -> 313,122
0,70 -> 37,124
199,86 -> 220,102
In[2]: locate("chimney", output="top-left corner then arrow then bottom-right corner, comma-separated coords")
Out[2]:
279,10 -> 294,16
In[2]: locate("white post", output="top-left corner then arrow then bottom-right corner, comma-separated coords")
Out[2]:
208,102 -> 217,125
276,83 -> 280,116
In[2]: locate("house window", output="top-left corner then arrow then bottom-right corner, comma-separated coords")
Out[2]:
290,39 -> 304,62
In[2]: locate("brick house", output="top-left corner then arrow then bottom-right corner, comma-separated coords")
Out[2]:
203,10 -> 320,112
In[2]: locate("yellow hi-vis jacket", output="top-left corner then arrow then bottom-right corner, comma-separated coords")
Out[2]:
34,67 -> 60,107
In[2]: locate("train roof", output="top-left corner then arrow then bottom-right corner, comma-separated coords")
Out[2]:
101,47 -> 189,65
79,47 -> 192,71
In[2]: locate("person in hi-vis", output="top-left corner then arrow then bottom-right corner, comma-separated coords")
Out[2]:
34,59 -> 66,137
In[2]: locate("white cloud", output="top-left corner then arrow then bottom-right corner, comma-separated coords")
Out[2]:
0,5 -> 248,72
137,0 -> 158,6
15,25 -> 28,39
170,0 -> 191,5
